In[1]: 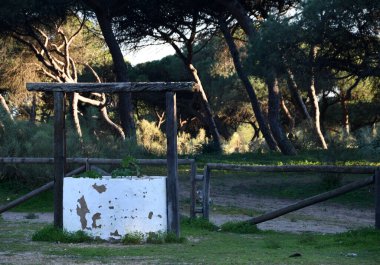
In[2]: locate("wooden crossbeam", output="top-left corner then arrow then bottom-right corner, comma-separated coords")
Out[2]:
26,82 -> 198,93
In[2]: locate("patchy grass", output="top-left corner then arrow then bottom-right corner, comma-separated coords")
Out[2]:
0,219 -> 379,265
211,204 -> 263,217
220,221 -> 259,234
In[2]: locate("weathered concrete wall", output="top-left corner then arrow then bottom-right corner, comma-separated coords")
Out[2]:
63,176 -> 167,240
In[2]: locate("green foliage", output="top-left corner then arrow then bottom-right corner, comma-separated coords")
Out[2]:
146,232 -> 165,244
111,156 -> 141,177
181,217 -> 218,231
220,221 -> 259,234
121,232 -> 144,245
32,225 -> 93,243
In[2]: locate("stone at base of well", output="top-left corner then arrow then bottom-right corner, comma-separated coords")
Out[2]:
63,176 -> 167,240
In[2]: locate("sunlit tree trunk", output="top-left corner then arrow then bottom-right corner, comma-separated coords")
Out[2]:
340,90 -> 350,137
308,46 -> 328,149
0,94 -> 13,121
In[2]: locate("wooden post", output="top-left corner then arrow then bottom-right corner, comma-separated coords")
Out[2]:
202,165 -> 211,220
375,168 -> 380,229
190,160 -> 197,218
53,92 -> 66,228
166,92 -> 180,237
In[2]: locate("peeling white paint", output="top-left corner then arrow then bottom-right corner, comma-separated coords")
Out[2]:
63,176 -> 167,240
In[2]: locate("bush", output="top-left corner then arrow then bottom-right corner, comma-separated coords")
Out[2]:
121,232 -> 144,245
32,225 -> 93,243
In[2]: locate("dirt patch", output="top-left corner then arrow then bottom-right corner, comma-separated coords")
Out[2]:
179,179 -> 375,234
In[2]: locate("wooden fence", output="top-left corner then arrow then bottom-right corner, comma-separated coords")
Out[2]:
195,163 -> 380,229
0,157 -> 196,215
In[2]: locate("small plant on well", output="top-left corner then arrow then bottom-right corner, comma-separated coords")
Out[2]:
220,221 -> 259,234
112,156 -> 141,177
121,232 -> 144,245
32,225 -> 93,243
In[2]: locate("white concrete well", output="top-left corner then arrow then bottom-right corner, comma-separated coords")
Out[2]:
63,176 -> 167,240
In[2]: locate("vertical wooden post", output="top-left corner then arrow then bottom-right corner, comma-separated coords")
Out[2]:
54,92 -> 66,229
166,92 -> 180,237
375,168 -> 380,229
190,160 -> 197,218
202,165 -> 211,220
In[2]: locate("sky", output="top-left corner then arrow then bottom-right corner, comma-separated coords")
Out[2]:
125,43 -> 175,66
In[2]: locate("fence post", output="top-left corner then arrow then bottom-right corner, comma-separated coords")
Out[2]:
53,92 -> 66,229
202,165 -> 211,220
190,160 -> 197,218
375,168 -> 380,229
166,91 -> 180,237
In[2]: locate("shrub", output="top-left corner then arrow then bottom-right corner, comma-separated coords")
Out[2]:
32,225 -> 93,243
121,232 -> 144,245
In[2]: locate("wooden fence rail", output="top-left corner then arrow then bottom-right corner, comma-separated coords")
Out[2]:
202,163 -> 380,229
0,158 -> 196,220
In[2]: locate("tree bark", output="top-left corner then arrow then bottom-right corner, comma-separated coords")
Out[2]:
308,46 -> 328,149
267,72 -> 297,155
285,68 -> 312,121
187,63 -> 222,150
95,10 -> 136,139
219,18 -> 278,151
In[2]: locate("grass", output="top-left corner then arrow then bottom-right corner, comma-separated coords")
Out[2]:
220,221 -> 259,233
0,217 -> 379,264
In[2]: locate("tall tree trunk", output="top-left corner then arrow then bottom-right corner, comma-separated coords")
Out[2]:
0,94 -> 13,121
308,46 -> 328,149
219,18 -> 278,151
267,73 -> 297,155
187,63 -> 222,150
285,68 -> 312,121
215,0 -> 256,41
95,10 -> 136,139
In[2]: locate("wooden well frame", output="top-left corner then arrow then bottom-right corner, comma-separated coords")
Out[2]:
27,82 -> 199,237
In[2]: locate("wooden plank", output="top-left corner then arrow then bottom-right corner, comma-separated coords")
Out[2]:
375,169 -> 380,229
53,92 -> 66,229
249,176 -> 374,225
0,157 -> 194,165
0,182 -> 53,214
190,161 -> 197,218
166,91 -> 180,237
0,166 -> 85,214
202,165 -> 211,220
27,82 -> 198,93
206,163 -> 375,174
